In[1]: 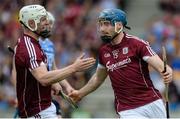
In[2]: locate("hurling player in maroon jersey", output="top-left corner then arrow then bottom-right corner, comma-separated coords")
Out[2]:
11,11 -> 75,118
15,5 -> 95,118
69,9 -> 173,118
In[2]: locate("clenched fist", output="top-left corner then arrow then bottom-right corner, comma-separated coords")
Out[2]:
69,90 -> 82,103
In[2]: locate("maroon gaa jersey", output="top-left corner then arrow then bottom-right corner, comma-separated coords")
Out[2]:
15,34 -> 51,117
98,32 -> 162,112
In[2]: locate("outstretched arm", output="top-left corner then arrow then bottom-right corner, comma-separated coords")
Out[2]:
79,67 -> 107,97
69,67 -> 108,102
31,53 -> 95,86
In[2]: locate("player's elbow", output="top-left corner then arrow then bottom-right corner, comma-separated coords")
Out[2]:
38,78 -> 52,86
41,82 -> 50,86
39,81 -> 49,86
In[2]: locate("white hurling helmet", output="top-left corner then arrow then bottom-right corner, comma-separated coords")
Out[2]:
19,4 -> 47,31
47,11 -> 55,26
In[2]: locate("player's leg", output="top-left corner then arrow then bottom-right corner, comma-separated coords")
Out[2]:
13,108 -> 19,118
52,99 -> 62,118
145,99 -> 166,118
118,108 -> 149,119
28,102 -> 58,119
118,99 -> 166,118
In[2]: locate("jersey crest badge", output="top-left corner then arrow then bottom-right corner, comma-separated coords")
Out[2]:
122,47 -> 128,54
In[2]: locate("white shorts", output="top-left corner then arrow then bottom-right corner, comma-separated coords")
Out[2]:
118,99 -> 166,118
28,102 -> 58,119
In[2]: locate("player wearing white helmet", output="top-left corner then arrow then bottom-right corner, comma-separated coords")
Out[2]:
19,4 -> 50,38
14,4 -> 95,118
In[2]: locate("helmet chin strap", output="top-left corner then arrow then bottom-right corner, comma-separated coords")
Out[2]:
115,22 -> 123,33
111,26 -> 123,40
115,27 -> 123,34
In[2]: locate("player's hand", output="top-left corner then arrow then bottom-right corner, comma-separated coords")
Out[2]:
161,65 -> 173,84
51,83 -> 62,95
14,98 -> 18,108
10,98 -> 18,108
72,53 -> 96,72
65,86 -> 75,95
69,90 -> 82,103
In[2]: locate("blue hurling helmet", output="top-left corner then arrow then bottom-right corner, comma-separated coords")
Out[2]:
98,9 -> 128,27
98,9 -> 130,43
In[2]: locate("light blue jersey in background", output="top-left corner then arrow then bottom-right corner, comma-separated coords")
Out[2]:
39,38 -> 62,116
39,38 -> 55,71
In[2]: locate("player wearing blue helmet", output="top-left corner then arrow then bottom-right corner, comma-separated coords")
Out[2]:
69,8 -> 173,118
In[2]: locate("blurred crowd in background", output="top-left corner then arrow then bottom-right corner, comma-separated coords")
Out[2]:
0,0 -> 180,118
